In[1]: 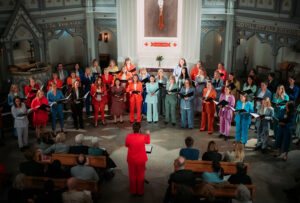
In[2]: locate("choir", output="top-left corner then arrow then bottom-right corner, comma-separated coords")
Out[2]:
4,57 -> 299,161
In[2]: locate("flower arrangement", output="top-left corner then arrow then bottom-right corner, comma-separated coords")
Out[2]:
156,55 -> 164,62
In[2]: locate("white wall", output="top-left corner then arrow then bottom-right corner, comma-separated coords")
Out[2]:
13,40 -> 31,65
98,29 -> 117,61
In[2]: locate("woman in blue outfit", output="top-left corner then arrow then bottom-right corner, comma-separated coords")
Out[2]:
272,85 -> 289,141
179,79 -> 195,129
145,75 -> 159,123
138,68 -> 150,116
47,83 -> 66,135
81,67 -> 95,116
234,93 -> 254,144
275,101 -> 295,161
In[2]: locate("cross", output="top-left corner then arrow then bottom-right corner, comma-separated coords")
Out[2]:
158,0 -> 164,29
27,47 -> 35,63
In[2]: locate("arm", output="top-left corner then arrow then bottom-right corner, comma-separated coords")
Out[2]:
144,131 -> 150,144
125,136 -> 129,147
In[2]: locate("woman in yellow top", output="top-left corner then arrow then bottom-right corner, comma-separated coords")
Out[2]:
107,59 -> 119,80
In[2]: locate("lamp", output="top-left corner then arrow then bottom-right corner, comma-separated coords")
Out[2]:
99,33 -> 102,41
104,33 -> 108,43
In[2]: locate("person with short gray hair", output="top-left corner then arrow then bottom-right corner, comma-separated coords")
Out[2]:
69,134 -> 89,154
88,137 -> 104,156
232,184 -> 252,203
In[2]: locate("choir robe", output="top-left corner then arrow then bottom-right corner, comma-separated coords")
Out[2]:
272,93 -> 289,142
127,82 -> 143,122
31,97 -> 49,127
47,89 -> 65,131
256,107 -> 274,150
139,74 -> 150,115
145,82 -> 159,122
200,88 -> 217,133
180,87 -> 195,129
156,76 -> 168,116
218,94 -> 235,137
90,84 -> 107,122
24,84 -> 40,108
118,72 -> 132,110
47,79 -> 63,92
165,83 -> 178,124
80,74 -> 95,114
193,75 -> 208,112
234,100 -> 254,144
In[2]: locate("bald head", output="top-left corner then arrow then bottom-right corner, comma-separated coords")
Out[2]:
67,177 -> 77,190
175,156 -> 186,169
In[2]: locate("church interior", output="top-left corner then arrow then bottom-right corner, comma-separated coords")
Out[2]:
0,0 -> 300,202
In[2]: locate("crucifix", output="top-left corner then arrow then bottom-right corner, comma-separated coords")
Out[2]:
27,46 -> 35,64
158,0 -> 164,29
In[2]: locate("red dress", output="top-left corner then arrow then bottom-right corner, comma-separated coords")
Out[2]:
47,79 -> 62,91
127,82 -> 143,122
31,97 -> 49,127
125,132 -> 150,195
24,84 -> 40,108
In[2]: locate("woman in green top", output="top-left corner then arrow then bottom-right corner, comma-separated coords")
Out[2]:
88,137 -> 104,156
165,75 -> 178,126
242,76 -> 257,105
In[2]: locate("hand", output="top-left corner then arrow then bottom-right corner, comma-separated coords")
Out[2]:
145,130 -> 150,135
279,122 -> 285,126
168,91 -> 172,95
151,93 -> 155,96
46,107 -> 50,111
243,112 -> 248,114
36,105 -> 40,109
53,102 -> 57,105
184,97 -> 188,100
84,157 -> 90,166
163,84 -> 166,87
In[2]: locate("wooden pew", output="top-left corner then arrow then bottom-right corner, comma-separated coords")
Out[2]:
35,152 -> 107,168
171,183 -> 255,200
174,160 -> 250,175
25,176 -> 98,193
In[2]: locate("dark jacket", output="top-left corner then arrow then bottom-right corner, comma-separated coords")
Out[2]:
69,144 -> 89,154
19,160 -> 44,176
228,174 -> 252,185
179,148 -> 199,160
70,87 -> 85,108
202,151 -> 222,162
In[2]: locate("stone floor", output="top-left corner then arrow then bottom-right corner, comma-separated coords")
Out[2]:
0,111 -> 299,203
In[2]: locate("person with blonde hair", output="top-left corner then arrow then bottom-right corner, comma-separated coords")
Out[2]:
8,84 -> 24,106
255,97 -> 274,153
224,142 -> 245,162
272,85 -> 289,141
202,141 -> 222,161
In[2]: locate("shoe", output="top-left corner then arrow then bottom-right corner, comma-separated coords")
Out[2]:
189,128 -> 193,130
172,123 -> 176,126
102,121 -> 107,125
208,132 -> 213,134
148,121 -> 152,124
94,123 -> 98,128
164,121 -> 168,125
219,134 -> 224,138
113,121 -> 117,124
37,138 -> 41,144
120,121 -> 124,124
154,121 -> 157,124
261,148 -> 267,154
224,136 -> 228,141
254,146 -> 261,151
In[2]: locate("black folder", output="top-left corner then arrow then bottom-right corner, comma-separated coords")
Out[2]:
254,96 -> 264,101
238,89 -> 253,95
205,97 -> 213,102
271,100 -> 288,106
158,83 -> 166,88
235,109 -> 247,113
120,80 -> 128,83
179,92 -> 194,98
128,68 -> 136,73
109,70 -> 121,75
132,91 -> 141,94
38,104 -> 50,111
30,89 -> 38,94
227,83 -> 236,90
217,100 -> 229,107
141,78 -> 149,83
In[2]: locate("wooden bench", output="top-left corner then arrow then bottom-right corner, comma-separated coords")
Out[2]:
25,176 -> 98,193
35,152 -> 107,168
171,183 -> 255,199
174,160 -> 250,175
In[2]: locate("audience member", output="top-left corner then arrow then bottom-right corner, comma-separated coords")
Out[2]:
69,134 -> 89,154
39,132 -> 55,154
232,184 -> 252,203
88,137 -> 104,156
19,149 -> 44,176
43,132 -> 69,154
202,141 -> 222,161
62,177 -> 93,203
45,160 -> 69,178
179,136 -> 199,160
70,154 -> 99,181
202,160 -> 225,183
223,142 -> 245,162
228,162 -> 252,185
36,180 -> 63,203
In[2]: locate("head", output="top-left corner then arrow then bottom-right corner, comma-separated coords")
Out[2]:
121,66 -> 127,73
140,68 -> 147,75
207,141 -> 218,152
288,76 -> 295,86
212,160 -> 224,179
36,90 -> 44,99
74,80 -> 81,88
67,177 -> 78,191
178,58 -> 186,67
92,59 -> 98,67
236,162 -> 248,176
52,72 -> 58,80
247,76 -> 254,86
29,77 -> 36,87
104,68 -> 109,75
85,67 -> 91,75
132,74 -> 139,83
175,156 -> 186,170
276,85 -> 285,99
13,96 -> 21,108
12,173 -> 26,190
91,137 -> 99,148
95,77 -> 103,87
132,122 -> 141,133
149,75 -> 155,83
218,62 -> 224,70
235,184 -> 251,201
55,133 -> 66,143
181,67 -> 187,75
57,63 -> 63,71
10,84 -> 19,94
249,69 -> 256,76
24,148 -> 35,160
109,59 -> 116,67
185,136 -> 194,148
114,78 -> 121,86
285,101 -> 295,113
261,81 -> 268,91
124,58 -> 131,66
196,60 -> 203,68
184,79 -> 191,88
169,75 -> 175,84
75,134 -> 84,145
240,93 -> 248,103
268,72 -> 275,81
214,71 -> 221,79
228,72 -> 235,82
234,142 -> 245,161
206,81 -> 212,90
224,86 -> 231,95
77,154 -> 87,165
262,97 -> 271,108
70,71 -> 76,78
75,63 -> 80,70
157,69 -> 164,77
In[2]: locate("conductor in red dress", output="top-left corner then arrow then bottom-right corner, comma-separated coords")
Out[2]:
125,122 -> 150,196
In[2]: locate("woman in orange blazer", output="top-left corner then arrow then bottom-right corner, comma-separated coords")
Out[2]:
47,72 -> 63,92
90,77 -> 107,127
67,71 -> 81,87
127,74 -> 143,123
124,57 -> 137,75
119,66 -> 132,111
200,81 -> 217,134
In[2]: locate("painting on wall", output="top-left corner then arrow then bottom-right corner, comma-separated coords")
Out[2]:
144,0 -> 178,38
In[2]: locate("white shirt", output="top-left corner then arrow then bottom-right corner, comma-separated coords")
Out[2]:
96,89 -> 101,101
242,102 -> 245,109
59,70 -> 65,81
225,95 -> 229,101
205,89 -> 211,99
134,84 -> 137,91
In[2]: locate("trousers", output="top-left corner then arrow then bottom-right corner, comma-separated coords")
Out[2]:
200,112 -> 214,133
147,103 -> 158,122
181,108 -> 194,128
130,97 -> 142,122
128,162 -> 146,195
165,96 -> 176,124
235,117 -> 250,144
16,127 -> 28,148
71,103 -> 83,128
94,100 -> 106,122
219,116 -> 231,136
51,105 -> 64,131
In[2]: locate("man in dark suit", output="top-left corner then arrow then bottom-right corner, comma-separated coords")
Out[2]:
164,156 -> 195,203
69,134 -> 89,154
179,136 -> 199,160
267,72 -> 278,97
19,149 -> 44,176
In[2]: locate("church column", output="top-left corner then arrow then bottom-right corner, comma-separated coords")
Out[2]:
85,0 -> 96,66
223,0 -> 235,72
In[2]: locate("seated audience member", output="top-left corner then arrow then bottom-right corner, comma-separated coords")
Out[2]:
19,149 -> 44,176
202,160 -> 225,183
62,177 -> 93,203
179,136 -> 199,160
39,132 -> 55,154
43,132 -> 69,154
228,162 -> 252,185
45,160 -> 69,179
164,156 -> 195,203
223,142 -> 245,162
8,173 -> 36,203
69,134 -> 89,154
284,176 -> 300,203
202,141 -> 222,161
70,154 -> 99,181
88,137 -> 104,156
36,180 -> 63,203
232,184 -> 253,203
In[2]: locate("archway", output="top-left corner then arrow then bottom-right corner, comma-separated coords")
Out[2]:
98,29 -> 117,68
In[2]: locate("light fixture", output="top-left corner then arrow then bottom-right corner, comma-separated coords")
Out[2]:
99,33 -> 102,41
104,33 -> 108,43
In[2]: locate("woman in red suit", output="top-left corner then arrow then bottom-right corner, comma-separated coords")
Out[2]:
200,81 -> 217,134
47,73 -> 63,92
90,77 -> 107,127
31,90 -> 49,143
25,77 -> 40,108
118,66 -> 132,111
124,57 -> 136,75
101,68 -> 114,113
125,122 -> 150,196
127,75 -> 143,123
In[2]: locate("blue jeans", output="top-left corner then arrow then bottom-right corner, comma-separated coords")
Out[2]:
181,108 -> 193,128
51,105 -> 64,131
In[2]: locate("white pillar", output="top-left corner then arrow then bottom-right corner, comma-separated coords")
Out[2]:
85,0 -> 96,66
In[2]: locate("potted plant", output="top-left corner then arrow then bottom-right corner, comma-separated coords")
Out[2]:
156,55 -> 164,67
